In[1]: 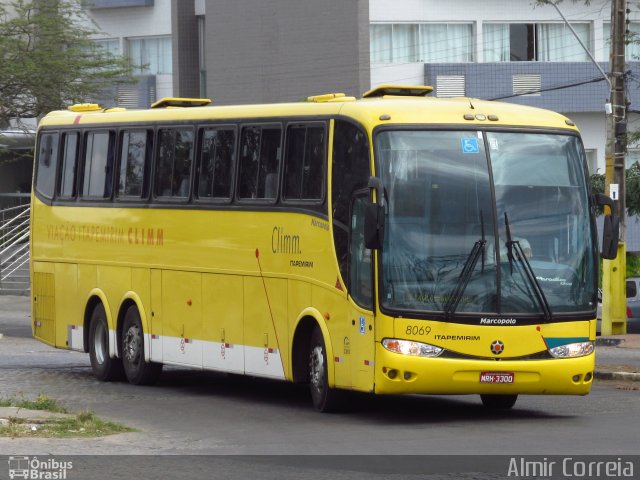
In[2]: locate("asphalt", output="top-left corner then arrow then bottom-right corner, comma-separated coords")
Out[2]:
0,294 -> 639,424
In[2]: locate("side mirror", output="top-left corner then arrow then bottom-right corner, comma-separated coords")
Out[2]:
364,177 -> 386,249
364,203 -> 384,249
594,193 -> 619,260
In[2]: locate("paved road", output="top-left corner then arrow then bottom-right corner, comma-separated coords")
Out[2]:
1,295 -> 639,479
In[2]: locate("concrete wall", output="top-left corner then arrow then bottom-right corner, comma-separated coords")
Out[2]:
171,0 -> 200,98
203,0 -> 370,104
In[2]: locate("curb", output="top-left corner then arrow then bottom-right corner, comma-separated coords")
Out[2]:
594,370 -> 640,382
595,337 -> 625,347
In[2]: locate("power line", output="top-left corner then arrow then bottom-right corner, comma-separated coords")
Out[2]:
486,76 -> 607,101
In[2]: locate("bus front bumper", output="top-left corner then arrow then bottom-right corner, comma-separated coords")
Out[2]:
374,343 -> 595,396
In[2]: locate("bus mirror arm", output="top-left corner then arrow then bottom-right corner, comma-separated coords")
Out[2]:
364,177 -> 386,249
594,193 -> 619,260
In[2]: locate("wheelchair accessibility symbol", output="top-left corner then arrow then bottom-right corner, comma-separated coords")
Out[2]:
461,138 -> 480,154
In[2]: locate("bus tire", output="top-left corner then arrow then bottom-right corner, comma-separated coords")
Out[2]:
480,394 -> 518,409
309,326 -> 346,412
121,305 -> 162,385
88,303 -> 124,382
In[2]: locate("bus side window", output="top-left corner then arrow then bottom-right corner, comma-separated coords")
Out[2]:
155,128 -> 194,199
59,132 -> 78,199
197,128 -> 236,201
283,124 -> 325,202
82,131 -> 115,199
118,130 -> 151,199
332,120 -> 370,288
35,132 -> 60,200
238,125 -> 282,200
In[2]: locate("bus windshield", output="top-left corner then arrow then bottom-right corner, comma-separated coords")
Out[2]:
376,129 -> 595,318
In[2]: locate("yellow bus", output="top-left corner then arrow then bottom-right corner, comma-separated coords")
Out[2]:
30,86 -> 619,411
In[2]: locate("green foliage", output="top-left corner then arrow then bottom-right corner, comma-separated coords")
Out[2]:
589,162 -> 640,216
627,162 -> 640,216
0,395 -> 135,438
628,252 -> 640,277
0,0 -> 134,125
0,393 -> 68,413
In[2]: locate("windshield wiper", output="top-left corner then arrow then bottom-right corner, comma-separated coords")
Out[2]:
444,211 -> 486,318
504,212 -> 552,321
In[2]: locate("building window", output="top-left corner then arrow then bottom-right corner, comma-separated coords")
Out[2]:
370,23 -> 473,64
603,22 -> 640,61
128,36 -> 172,75
484,23 -> 590,62
93,38 -> 120,56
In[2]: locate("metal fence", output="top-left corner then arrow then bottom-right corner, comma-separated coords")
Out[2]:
0,197 -> 30,295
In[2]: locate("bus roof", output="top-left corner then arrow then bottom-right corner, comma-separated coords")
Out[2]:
39,88 -> 578,133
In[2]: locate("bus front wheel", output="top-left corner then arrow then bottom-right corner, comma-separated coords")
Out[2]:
121,306 -> 162,385
88,303 -> 124,382
480,394 -> 518,409
309,326 -> 346,412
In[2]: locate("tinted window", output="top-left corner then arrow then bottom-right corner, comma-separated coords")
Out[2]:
198,128 -> 235,200
283,125 -> 325,201
35,132 -> 59,199
82,131 -> 114,199
119,130 -> 150,198
155,128 -> 194,198
238,126 -> 282,200
59,133 -> 78,198
332,120 -> 370,285
350,194 -> 373,309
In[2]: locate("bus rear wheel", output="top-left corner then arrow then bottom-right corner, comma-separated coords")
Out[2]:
309,326 -> 346,412
121,305 -> 162,385
480,394 -> 518,409
88,303 -> 124,381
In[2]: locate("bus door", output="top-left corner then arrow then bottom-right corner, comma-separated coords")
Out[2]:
348,193 -> 376,391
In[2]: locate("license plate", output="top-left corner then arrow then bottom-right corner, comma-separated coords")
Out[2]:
480,372 -> 514,384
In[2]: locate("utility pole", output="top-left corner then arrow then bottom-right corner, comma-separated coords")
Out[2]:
602,0 -> 628,335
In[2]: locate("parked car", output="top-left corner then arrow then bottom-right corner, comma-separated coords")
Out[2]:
627,277 -> 640,333
596,277 -> 640,334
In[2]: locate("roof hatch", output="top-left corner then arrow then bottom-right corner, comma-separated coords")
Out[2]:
362,85 -> 433,98
150,97 -> 212,108
305,93 -> 356,103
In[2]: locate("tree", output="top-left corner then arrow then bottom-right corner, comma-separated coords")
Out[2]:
0,0 -> 134,128
590,163 -> 640,216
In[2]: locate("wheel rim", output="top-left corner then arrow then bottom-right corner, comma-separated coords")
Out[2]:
309,345 -> 325,393
93,320 -> 107,365
124,324 -> 142,367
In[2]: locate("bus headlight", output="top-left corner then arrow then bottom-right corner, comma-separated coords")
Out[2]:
548,341 -> 594,358
382,338 -> 444,357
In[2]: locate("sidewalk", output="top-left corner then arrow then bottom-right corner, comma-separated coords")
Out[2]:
595,334 -> 640,381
